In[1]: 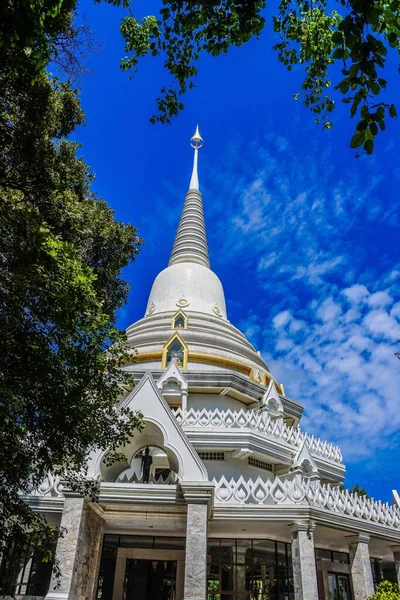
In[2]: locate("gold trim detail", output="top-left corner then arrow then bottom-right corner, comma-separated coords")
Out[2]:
189,352 -> 252,376
123,349 -> 282,390
162,332 -> 188,369
171,309 -> 188,329
134,351 -> 162,364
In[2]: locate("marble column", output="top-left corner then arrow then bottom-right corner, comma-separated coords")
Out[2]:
46,494 -> 104,600
347,533 -> 374,600
289,521 -> 319,600
181,483 -> 214,600
390,545 -> 400,585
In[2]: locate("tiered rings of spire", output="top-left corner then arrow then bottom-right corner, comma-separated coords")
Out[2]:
168,126 -> 210,269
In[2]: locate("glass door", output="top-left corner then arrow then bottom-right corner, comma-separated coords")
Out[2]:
328,573 -> 351,600
123,559 -> 177,600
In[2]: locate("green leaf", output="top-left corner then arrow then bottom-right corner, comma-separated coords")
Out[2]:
370,122 -> 378,136
363,139 -> 374,154
370,81 -> 380,95
350,131 -> 365,148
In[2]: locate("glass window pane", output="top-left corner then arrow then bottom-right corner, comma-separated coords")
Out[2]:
220,540 -> 236,564
221,563 -> 235,591
328,574 -> 337,600
253,539 -> 276,567
276,542 -> 287,567
316,548 -> 332,561
119,535 -> 153,548
332,551 -> 349,564
337,575 -> 351,600
103,534 -> 119,548
236,539 -> 253,564
250,564 -> 275,600
208,539 -> 221,565
154,537 -> 185,550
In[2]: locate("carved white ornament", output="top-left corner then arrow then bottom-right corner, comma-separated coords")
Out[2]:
213,474 -> 400,528
174,408 -> 343,464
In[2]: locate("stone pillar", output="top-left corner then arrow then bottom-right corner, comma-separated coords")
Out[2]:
181,483 -> 214,600
289,521 -> 319,600
347,533 -> 374,600
46,493 -> 104,600
182,390 -> 188,412
391,545 -> 400,584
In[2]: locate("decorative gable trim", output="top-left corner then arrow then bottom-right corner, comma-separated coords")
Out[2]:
261,379 -> 284,416
293,440 -> 319,477
157,359 -> 188,392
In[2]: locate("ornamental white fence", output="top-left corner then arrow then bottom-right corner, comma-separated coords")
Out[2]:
174,408 -> 343,464
30,471 -> 400,530
213,474 -> 400,528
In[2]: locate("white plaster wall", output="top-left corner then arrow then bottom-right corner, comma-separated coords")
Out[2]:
201,457 -> 275,481
188,393 -> 245,411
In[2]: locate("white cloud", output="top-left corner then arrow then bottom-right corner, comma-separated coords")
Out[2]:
316,297 -> 342,322
363,310 -> 399,340
367,290 -> 393,308
342,285 -> 370,304
273,310 -> 292,329
206,133 -> 400,495
261,283 -> 400,461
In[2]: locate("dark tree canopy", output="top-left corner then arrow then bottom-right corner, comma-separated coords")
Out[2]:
2,1 -> 399,155
118,0 -> 399,154
0,0 -> 142,563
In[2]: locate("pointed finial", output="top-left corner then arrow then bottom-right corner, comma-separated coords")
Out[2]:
190,124 -> 203,149
189,125 -> 203,190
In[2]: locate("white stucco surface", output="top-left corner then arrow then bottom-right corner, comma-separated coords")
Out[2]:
146,262 -> 227,319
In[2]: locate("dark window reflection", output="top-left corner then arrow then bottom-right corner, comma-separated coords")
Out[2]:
207,538 -> 294,600
166,339 -> 184,367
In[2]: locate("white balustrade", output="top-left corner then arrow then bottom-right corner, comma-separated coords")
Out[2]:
174,408 -> 343,464
116,471 -> 177,485
26,472 -> 64,498
213,474 -> 400,528
28,472 -> 400,531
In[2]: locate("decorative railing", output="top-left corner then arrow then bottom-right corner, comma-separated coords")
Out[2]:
27,470 -> 177,498
28,472 -> 400,531
116,472 -> 177,485
174,408 -> 343,464
213,474 -> 400,528
26,472 -> 64,498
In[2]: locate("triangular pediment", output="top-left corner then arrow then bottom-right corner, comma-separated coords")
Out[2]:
293,440 -> 318,476
261,380 -> 284,415
157,359 -> 188,391
110,372 -> 208,482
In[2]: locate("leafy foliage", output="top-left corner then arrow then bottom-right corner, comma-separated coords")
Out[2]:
339,482 -> 371,498
117,0 -> 400,153
369,581 -> 400,600
0,0 -> 143,569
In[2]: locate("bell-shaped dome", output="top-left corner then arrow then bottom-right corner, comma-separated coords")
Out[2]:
146,261 -> 227,319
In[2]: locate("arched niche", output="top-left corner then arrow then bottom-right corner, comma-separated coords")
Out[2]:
99,420 -> 181,483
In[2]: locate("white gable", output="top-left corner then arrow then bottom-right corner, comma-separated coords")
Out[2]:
88,372 -> 208,483
261,380 -> 284,415
157,359 -> 188,391
293,440 -> 318,476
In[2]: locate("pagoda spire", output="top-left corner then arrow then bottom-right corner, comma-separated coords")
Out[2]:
168,126 -> 210,269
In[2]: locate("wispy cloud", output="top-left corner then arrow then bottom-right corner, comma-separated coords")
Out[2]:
205,133 -> 400,498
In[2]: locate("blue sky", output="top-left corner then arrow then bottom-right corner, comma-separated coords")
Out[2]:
75,0 -> 400,501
